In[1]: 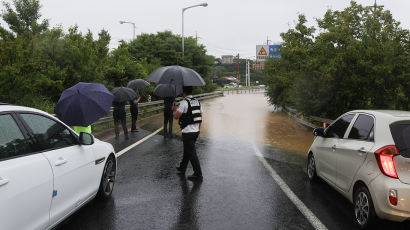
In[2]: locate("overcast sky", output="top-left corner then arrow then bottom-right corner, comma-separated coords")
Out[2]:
1,0 -> 409,58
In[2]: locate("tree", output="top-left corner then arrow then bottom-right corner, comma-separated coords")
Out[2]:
264,1 -> 410,118
2,0 -> 48,36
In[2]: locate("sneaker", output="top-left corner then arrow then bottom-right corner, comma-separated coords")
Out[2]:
131,129 -> 138,133
187,174 -> 203,181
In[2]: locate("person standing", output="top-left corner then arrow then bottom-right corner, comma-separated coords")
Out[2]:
173,86 -> 203,181
113,100 -> 128,139
130,90 -> 141,132
163,96 -> 174,138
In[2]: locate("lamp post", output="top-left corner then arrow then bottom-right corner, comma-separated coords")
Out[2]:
182,3 -> 208,56
119,21 -> 136,39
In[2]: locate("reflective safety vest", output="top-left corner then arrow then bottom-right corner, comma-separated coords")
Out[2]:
179,97 -> 202,129
73,125 -> 92,134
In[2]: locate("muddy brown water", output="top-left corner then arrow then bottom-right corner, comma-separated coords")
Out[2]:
200,93 -> 313,154
136,93 -> 314,155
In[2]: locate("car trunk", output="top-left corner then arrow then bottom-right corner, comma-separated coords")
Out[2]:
390,122 -> 410,184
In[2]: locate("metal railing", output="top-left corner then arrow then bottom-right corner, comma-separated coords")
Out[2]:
284,107 -> 334,129
93,91 -> 224,125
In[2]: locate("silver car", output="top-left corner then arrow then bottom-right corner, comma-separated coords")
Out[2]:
307,110 -> 410,228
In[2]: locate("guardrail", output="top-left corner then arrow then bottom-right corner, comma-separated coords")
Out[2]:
93,91 -> 224,125
284,107 -> 334,129
223,88 -> 265,94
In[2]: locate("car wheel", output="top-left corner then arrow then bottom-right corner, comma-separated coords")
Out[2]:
97,155 -> 116,200
307,153 -> 317,181
354,186 -> 376,229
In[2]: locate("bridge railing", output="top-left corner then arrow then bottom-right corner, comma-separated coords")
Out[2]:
92,91 -> 224,125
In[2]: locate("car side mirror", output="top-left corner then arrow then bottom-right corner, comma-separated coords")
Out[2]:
79,132 -> 94,145
313,128 -> 325,137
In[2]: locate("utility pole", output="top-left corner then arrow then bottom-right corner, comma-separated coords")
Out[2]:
370,0 -> 384,11
236,53 -> 240,84
245,60 -> 248,87
266,36 -> 271,45
245,59 -> 251,86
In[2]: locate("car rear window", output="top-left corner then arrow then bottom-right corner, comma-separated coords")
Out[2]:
390,123 -> 410,158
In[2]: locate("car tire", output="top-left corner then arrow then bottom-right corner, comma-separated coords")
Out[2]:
97,155 -> 116,200
307,153 -> 317,182
354,186 -> 376,229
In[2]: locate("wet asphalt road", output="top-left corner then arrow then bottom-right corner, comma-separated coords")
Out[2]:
58,94 -> 410,230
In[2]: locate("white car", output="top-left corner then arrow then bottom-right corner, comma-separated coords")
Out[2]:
307,110 -> 410,228
0,104 -> 116,230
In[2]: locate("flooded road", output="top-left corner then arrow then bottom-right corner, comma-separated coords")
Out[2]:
200,93 -> 314,154
61,92 -> 410,230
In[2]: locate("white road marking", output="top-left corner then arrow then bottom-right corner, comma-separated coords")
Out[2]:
116,127 -> 164,157
252,143 -> 328,230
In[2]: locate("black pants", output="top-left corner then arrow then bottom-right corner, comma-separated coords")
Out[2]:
163,108 -> 173,135
130,107 -> 138,131
180,132 -> 202,176
113,110 -> 127,136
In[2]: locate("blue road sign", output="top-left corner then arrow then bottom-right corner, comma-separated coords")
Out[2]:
269,45 -> 282,59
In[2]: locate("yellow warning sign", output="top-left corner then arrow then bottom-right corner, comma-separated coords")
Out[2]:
258,47 -> 267,55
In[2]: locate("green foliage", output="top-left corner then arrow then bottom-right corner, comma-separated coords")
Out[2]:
0,0 -> 216,110
264,1 -> 410,119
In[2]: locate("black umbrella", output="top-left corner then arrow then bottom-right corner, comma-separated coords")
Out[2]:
127,79 -> 150,90
55,82 -> 113,126
112,87 -> 137,102
153,84 -> 183,98
147,65 -> 206,86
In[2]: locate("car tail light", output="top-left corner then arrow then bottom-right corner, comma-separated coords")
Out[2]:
374,145 -> 399,179
389,189 -> 398,206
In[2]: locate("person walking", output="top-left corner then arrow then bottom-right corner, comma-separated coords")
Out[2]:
113,100 -> 128,139
163,96 -> 174,138
173,86 -> 203,181
130,90 -> 141,132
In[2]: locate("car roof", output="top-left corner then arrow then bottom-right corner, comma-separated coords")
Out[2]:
351,110 -> 410,118
0,104 -> 51,115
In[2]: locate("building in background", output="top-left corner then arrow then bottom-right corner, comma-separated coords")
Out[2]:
221,55 -> 234,64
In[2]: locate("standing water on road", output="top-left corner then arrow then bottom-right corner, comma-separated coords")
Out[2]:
200,93 -> 313,154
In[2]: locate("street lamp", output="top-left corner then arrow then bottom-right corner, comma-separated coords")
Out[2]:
119,21 -> 136,39
182,2 -> 208,56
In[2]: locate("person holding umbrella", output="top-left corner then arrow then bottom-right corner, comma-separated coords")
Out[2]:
129,91 -> 141,132
147,66 -> 205,181
112,87 -> 137,140
153,84 -> 183,138
55,82 -> 113,135
127,79 -> 150,132
173,86 -> 203,181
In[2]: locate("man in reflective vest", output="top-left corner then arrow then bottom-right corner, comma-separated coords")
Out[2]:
173,86 -> 203,181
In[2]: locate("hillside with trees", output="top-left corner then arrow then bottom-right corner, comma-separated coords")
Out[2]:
0,0 -> 216,112
264,1 -> 410,119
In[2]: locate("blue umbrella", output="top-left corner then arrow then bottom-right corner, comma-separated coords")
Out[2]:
55,82 -> 114,126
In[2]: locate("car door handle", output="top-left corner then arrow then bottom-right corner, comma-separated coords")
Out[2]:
55,158 -> 68,166
358,148 -> 367,154
0,177 -> 9,187
331,145 -> 337,151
